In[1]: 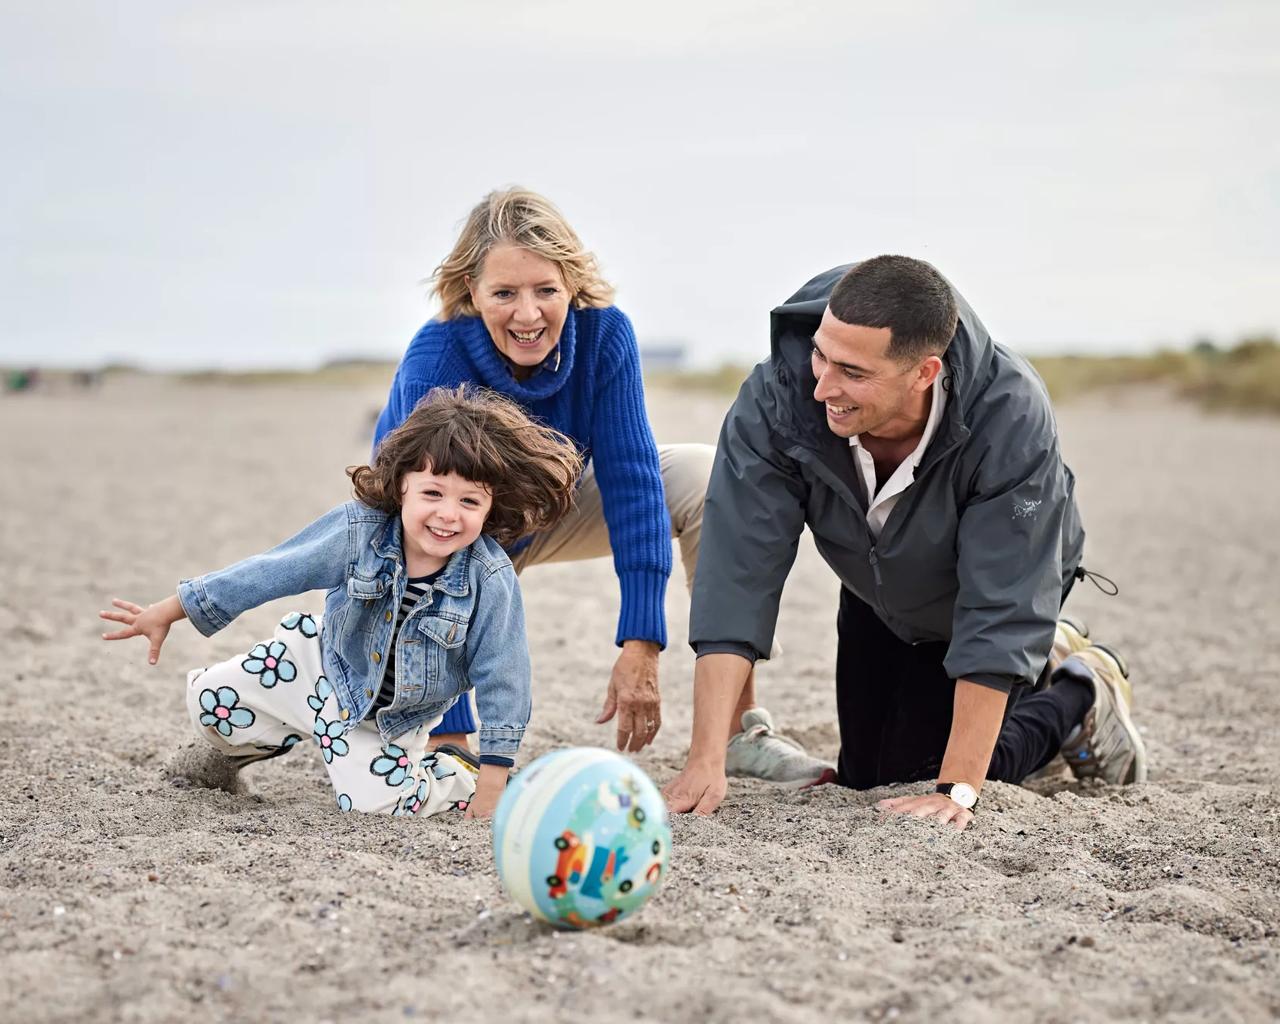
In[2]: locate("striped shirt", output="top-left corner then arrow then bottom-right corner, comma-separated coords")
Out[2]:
372,571 -> 440,712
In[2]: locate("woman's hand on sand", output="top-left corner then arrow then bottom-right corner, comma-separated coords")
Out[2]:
464,764 -> 508,820
596,640 -> 662,752
99,594 -> 186,665
876,793 -> 974,832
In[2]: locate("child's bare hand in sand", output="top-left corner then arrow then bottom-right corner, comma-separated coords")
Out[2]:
100,595 -> 187,665
464,764 -> 509,819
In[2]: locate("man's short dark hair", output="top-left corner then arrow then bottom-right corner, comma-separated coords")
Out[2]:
828,255 -> 958,363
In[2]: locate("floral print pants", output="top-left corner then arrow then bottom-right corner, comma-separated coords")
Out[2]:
184,612 -> 477,816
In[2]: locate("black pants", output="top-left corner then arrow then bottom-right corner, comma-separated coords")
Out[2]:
833,587 -> 1092,790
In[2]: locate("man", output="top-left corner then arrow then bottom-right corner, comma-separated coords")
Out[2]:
663,256 -> 1146,828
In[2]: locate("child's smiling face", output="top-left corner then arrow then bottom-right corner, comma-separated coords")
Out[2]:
399,466 -> 493,576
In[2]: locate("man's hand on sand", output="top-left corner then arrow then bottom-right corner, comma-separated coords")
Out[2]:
596,639 -> 662,752
663,762 -> 727,816
877,792 -> 974,832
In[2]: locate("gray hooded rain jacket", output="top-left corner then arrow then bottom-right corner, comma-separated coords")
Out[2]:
689,265 -> 1086,692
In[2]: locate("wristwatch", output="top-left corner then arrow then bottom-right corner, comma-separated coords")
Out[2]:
935,782 -> 979,811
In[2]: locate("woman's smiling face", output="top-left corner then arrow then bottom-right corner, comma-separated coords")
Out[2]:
467,243 -> 570,376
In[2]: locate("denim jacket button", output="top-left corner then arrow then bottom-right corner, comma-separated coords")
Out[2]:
372,651 -> 382,663
340,709 -> 350,720
364,688 -> 374,698
384,610 -> 392,622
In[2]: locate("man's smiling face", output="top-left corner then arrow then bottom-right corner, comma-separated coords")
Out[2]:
810,308 -> 931,441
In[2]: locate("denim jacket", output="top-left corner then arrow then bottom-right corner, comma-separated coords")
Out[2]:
176,501 -> 530,758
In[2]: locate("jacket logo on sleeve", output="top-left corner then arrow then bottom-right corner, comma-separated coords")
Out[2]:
1012,498 -> 1042,520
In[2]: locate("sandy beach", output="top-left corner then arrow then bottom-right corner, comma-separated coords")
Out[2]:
1,374 -> 1277,1023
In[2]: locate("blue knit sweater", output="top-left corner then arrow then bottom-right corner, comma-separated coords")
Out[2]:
373,306 -> 672,648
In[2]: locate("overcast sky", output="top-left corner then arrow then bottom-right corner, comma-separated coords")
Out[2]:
3,1 -> 1278,369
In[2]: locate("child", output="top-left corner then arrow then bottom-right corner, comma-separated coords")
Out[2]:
100,387 -> 582,819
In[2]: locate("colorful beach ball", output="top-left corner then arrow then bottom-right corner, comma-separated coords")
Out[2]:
492,747 -> 671,929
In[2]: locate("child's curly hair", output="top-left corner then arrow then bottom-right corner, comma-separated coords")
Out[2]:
349,386 -> 583,547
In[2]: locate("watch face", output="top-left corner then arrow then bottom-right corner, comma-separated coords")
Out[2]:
949,783 -> 978,809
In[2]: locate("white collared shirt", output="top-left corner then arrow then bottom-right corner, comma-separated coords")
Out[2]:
849,365 -> 950,538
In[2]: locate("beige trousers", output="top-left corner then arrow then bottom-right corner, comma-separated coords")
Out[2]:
511,443 -> 716,593
441,442 -> 720,736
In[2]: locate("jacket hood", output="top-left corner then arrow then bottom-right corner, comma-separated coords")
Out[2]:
766,263 -> 1003,456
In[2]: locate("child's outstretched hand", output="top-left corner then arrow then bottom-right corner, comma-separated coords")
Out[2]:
99,594 -> 187,665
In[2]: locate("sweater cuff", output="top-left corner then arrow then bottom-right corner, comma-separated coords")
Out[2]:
615,569 -> 669,649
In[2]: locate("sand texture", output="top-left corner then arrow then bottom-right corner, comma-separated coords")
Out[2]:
2,376 -> 1278,1023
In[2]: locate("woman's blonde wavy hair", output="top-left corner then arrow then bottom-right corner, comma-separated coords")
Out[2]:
431,188 -> 615,319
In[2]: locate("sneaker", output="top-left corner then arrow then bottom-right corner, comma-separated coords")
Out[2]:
1049,616 -> 1090,675
1057,644 -> 1148,784
434,742 -> 481,777
1023,617 -> 1096,782
724,707 -> 832,785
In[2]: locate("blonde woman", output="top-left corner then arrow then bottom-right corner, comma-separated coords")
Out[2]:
374,189 -> 826,783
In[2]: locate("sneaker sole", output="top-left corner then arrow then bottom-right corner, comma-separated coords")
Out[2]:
1079,645 -> 1147,784
1089,641 -> 1128,678
233,744 -> 296,767
726,766 -> 833,786
798,767 -> 839,790
726,755 -> 833,786
434,742 -> 481,774
1059,615 -> 1090,644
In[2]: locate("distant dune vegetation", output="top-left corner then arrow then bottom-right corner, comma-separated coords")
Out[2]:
650,336 -> 1280,415
6,338 -> 1278,414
